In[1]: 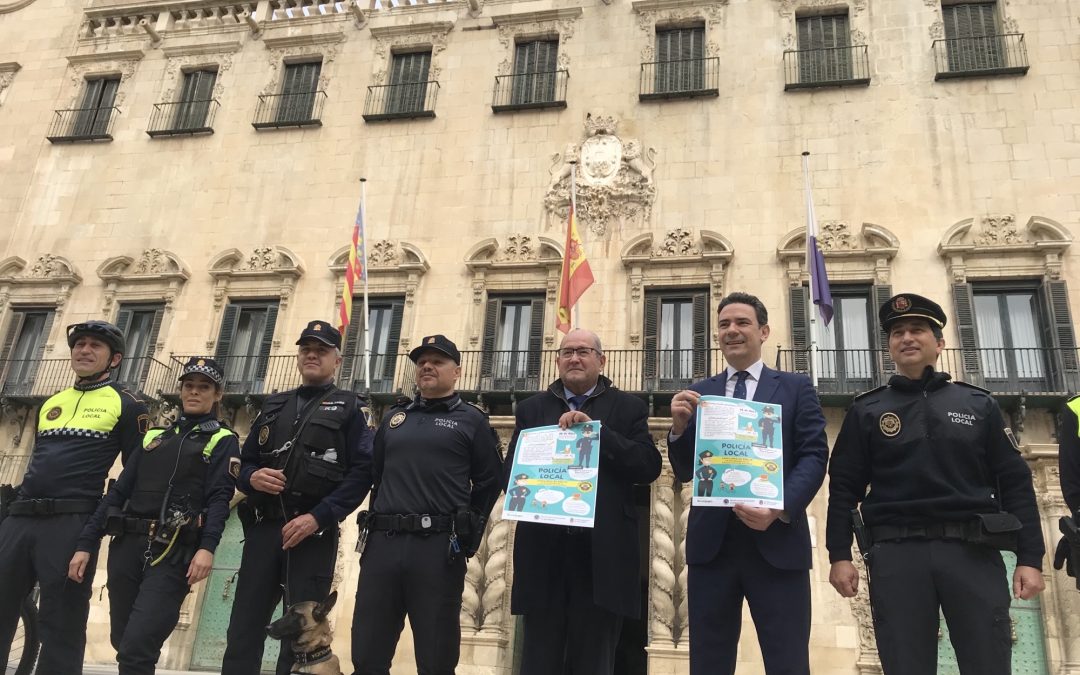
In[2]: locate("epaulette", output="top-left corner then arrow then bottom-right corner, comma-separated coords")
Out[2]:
393,395 -> 412,408
264,390 -> 292,404
853,384 -> 888,401
954,380 -> 991,394
466,401 -> 490,416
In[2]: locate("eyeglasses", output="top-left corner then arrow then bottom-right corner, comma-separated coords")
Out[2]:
558,347 -> 600,359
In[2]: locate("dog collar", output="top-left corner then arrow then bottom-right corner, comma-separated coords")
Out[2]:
293,645 -> 332,666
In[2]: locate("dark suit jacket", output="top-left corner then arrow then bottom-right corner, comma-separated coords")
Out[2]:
669,365 -> 828,570
507,376 -> 662,618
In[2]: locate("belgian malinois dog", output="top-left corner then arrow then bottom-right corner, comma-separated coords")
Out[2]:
266,591 -> 343,675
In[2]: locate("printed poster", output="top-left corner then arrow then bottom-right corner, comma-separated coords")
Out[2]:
692,395 -> 784,509
502,421 -> 601,528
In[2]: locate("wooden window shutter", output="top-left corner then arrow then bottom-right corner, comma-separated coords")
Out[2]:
384,300 -> 405,379
692,291 -> 709,380
480,297 -> 500,378
789,285 -> 810,372
526,297 -> 545,383
642,294 -> 660,388
213,304 -> 240,363
1038,280 -> 1078,381
952,282 -> 982,379
339,304 -> 365,386
1,312 -> 26,361
873,285 -> 895,373
254,304 -> 279,379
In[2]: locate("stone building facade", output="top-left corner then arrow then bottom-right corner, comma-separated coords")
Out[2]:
0,0 -> 1079,671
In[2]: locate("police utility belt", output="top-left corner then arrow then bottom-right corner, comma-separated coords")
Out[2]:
365,513 -> 460,534
7,497 -> 100,516
105,513 -> 203,544
869,513 -> 1022,551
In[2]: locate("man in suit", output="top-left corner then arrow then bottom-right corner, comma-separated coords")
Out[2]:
507,329 -> 662,675
669,292 -> 829,675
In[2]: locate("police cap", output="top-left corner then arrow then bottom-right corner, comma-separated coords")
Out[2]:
409,334 -> 460,365
296,320 -> 342,349
514,473 -> 529,481
879,293 -> 947,333
179,357 -> 225,385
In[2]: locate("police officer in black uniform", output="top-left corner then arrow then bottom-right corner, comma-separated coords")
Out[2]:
0,320 -> 149,674
696,450 -> 716,497
826,293 -> 1045,675
69,357 -> 240,675
1053,394 -> 1080,585
351,334 -> 503,675
222,321 -> 374,675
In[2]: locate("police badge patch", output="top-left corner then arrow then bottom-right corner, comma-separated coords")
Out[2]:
228,457 -> 241,479
146,435 -> 164,451
258,426 -> 270,446
879,412 -> 901,437
1005,427 -> 1021,452
389,412 -> 406,428
361,406 -> 375,430
45,406 -> 62,421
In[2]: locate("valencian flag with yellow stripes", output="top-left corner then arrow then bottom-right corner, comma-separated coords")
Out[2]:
336,194 -> 368,337
555,190 -> 595,334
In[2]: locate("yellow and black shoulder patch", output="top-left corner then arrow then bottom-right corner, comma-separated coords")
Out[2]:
145,435 -> 164,451
137,414 -> 150,435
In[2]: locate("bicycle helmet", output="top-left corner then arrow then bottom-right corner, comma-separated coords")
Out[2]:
66,320 -> 126,355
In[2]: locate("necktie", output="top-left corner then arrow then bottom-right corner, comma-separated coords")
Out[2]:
732,371 -> 749,400
568,394 -> 587,411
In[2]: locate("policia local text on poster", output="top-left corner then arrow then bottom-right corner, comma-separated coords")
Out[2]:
692,395 -> 784,509
503,421 -> 601,528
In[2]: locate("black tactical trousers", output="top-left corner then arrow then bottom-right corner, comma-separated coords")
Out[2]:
0,513 -> 96,674
869,539 -> 1012,675
351,531 -> 466,675
222,516 -> 338,675
106,534 -> 192,675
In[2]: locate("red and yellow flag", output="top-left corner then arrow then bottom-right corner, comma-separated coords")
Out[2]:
555,200 -> 594,333
336,200 -> 367,337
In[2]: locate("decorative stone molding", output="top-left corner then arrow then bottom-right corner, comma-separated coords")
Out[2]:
0,0 -> 36,14
632,0 -> 722,62
465,236 -> 563,348
545,112 -> 658,237
479,500 -> 510,635
369,20 -> 453,84
775,0 -> 865,17
0,62 -> 20,104
328,241 -> 429,350
489,8 -> 582,76
65,50 -> 144,108
160,40 -> 242,101
937,216 -> 1071,283
96,250 -> 190,337
777,222 -> 899,286
851,554 -> 882,674
0,255 -> 83,333
208,246 -> 304,311
926,1 -> 1020,41
621,230 -> 733,346
260,32 -> 344,96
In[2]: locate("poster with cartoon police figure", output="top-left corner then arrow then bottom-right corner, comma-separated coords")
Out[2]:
502,421 -> 602,528
692,396 -> 785,509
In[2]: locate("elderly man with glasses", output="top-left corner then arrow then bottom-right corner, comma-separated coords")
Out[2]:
505,329 -> 662,675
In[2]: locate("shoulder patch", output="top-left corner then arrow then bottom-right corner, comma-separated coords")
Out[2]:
854,384 -> 888,401
360,405 -> 375,430
954,380 -> 991,395
228,456 -> 241,479
137,414 -> 150,435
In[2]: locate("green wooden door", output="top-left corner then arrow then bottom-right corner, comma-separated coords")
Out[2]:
189,510 -> 282,672
937,551 -> 1047,674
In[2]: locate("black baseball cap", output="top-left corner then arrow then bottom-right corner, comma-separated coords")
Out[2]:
179,357 -> 225,385
296,320 -> 342,349
409,334 -> 460,364
879,293 -> 947,332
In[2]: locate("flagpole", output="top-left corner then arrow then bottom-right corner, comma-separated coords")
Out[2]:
802,151 -> 818,388
570,161 -> 579,331
360,178 -> 371,393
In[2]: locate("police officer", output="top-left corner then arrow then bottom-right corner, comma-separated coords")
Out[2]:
351,334 -> 503,675
222,321 -> 374,675
0,320 -> 149,673
1053,394 -> 1080,585
68,357 -> 239,675
508,473 -> 531,511
826,293 -> 1045,674
696,451 -> 717,497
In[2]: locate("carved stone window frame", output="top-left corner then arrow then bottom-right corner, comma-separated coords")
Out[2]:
464,235 -> 564,348
327,240 -> 430,351
489,8 -> 582,76
64,50 -> 144,109
631,0 -> 726,63
621,229 -> 733,346
937,215 -> 1071,283
160,40 -> 242,103
206,246 -> 304,352
927,0 -> 1021,41
0,255 -> 83,354
776,221 -> 899,287
97,249 -> 190,354
0,62 -> 20,107
774,0 -> 869,52
369,21 -> 453,85
259,32 -> 344,97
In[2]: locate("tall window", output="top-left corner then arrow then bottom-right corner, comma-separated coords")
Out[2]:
1,308 -> 54,395
115,304 -> 164,391
387,52 -> 431,115
481,295 -> 544,390
512,40 -> 558,106
73,77 -> 120,137
277,61 -> 321,124
943,2 -> 1003,71
654,26 -> 705,94
213,302 -> 279,392
341,298 -> 404,393
796,13 -> 852,83
643,290 -> 708,390
174,68 -> 217,131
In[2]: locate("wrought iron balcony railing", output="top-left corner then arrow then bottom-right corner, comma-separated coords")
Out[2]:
492,70 -> 569,113
252,90 -> 327,129
147,99 -> 220,137
0,356 -> 173,402
363,81 -> 439,121
932,33 -> 1029,80
639,57 -> 720,100
783,45 -> 871,90
46,107 -> 120,143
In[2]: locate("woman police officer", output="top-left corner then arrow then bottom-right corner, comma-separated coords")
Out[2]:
68,357 -> 240,675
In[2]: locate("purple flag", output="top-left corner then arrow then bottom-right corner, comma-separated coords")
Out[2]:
802,153 -> 834,326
